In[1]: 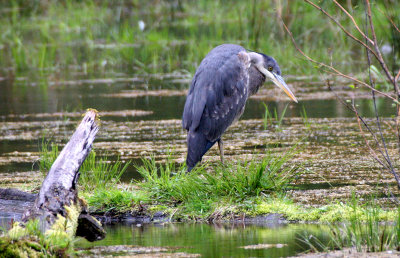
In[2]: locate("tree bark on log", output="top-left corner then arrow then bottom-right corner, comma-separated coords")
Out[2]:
22,110 -> 105,241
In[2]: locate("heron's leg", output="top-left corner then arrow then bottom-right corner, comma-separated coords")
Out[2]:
218,139 -> 224,164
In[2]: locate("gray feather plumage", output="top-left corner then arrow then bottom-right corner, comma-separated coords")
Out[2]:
182,44 -> 267,170
182,44 -> 250,140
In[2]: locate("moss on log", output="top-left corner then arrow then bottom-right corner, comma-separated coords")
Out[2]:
0,110 -> 105,257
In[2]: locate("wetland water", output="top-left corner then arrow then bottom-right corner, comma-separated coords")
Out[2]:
1,1 -> 400,256
1,70 -> 398,198
76,223 -> 330,257
0,74 -> 395,178
0,72 -> 398,257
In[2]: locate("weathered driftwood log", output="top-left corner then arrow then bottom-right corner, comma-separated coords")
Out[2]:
22,109 -> 105,241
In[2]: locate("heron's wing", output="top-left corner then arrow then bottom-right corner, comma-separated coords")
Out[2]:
182,44 -> 250,142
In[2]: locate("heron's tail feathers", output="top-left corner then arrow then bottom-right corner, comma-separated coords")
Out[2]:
186,131 -> 216,172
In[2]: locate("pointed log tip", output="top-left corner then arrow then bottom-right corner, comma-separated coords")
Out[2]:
85,108 -> 101,126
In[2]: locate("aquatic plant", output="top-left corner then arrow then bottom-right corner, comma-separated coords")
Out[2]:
300,105 -> 312,129
39,141 -> 129,191
38,140 -> 60,177
135,149 -> 300,217
301,194 -> 400,253
84,188 -> 149,213
79,152 -> 130,192
261,102 -> 289,131
1,0 -> 398,78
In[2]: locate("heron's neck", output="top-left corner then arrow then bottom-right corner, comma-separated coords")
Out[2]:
248,65 -> 265,95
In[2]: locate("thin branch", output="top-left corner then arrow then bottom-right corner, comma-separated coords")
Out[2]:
365,0 -> 400,170
397,106 -> 400,157
303,0 -> 379,59
287,0 -> 400,193
364,5 -> 400,188
327,80 -> 391,168
377,6 -> 400,34
333,0 -> 374,45
376,4 -> 400,155
282,21 -> 398,103
365,0 -> 397,92
396,70 -> 400,83
354,107 -> 387,170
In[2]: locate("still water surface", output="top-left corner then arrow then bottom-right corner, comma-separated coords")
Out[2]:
0,75 -> 395,122
0,74 -> 395,177
76,223 -> 330,257
0,72 -> 394,257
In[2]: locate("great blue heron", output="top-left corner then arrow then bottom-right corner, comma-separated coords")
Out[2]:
182,44 -> 298,171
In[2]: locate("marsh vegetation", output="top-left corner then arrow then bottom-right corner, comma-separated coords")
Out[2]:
1,0 -> 400,257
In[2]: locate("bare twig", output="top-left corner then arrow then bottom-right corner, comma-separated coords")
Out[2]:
327,81 -> 390,168
363,4 -> 400,189
329,81 -> 400,194
365,0 -> 397,93
365,0 -> 400,161
303,0 -> 379,59
377,6 -> 400,34
396,70 -> 400,83
333,0 -> 374,45
282,21 -> 398,103
354,107 -> 386,169
286,1 -> 400,192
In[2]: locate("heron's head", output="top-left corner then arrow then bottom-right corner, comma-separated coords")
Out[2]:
248,52 -> 298,103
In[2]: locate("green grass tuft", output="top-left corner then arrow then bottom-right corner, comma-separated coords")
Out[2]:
262,103 -> 289,131
300,194 -> 400,253
135,149 -> 300,217
39,141 -> 129,192
84,188 -> 149,213
38,140 -> 59,177
79,152 -> 130,192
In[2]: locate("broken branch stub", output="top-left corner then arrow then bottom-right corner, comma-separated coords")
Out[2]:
23,110 -> 105,241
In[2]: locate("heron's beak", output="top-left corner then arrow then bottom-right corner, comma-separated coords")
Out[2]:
258,66 -> 298,103
270,73 -> 298,103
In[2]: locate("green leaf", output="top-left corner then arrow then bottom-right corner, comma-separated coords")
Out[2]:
370,65 -> 391,91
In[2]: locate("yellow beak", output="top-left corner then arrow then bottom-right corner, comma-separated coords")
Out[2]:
270,73 -> 298,103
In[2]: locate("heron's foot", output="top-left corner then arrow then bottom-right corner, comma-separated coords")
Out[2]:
218,139 -> 224,164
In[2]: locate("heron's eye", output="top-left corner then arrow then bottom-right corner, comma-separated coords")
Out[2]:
267,66 -> 273,72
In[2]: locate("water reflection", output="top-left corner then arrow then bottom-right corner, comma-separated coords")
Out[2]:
0,76 -> 396,122
0,73 -> 397,180
77,223 -> 330,257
